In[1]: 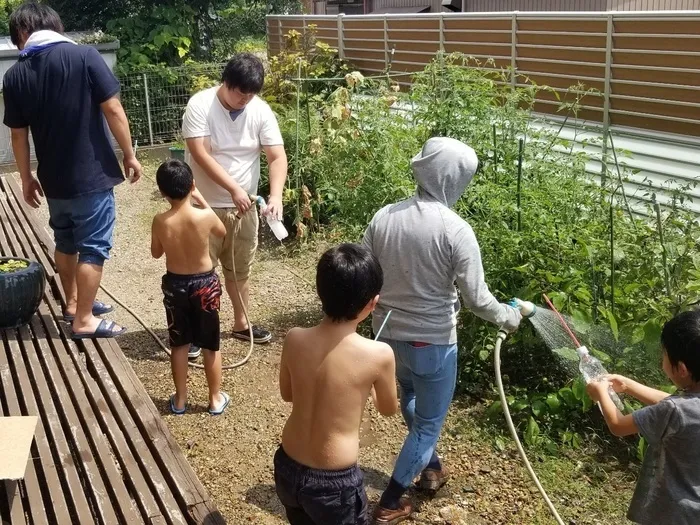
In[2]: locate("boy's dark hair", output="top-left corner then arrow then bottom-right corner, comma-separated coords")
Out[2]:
10,2 -> 64,47
316,244 -> 383,322
156,159 -> 193,200
661,310 -> 700,382
221,53 -> 264,94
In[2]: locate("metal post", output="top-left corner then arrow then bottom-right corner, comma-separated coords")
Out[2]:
278,19 -> 283,51
461,0 -> 466,11
142,73 -> 154,146
511,11 -> 517,89
601,12 -> 613,179
384,16 -> 388,70
337,14 -> 345,60
439,14 -> 445,54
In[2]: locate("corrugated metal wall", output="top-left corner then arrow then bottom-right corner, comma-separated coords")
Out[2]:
611,0 -> 700,9
462,0 -> 700,10
463,0 -> 607,11
312,0 -> 700,13
373,0 -> 444,11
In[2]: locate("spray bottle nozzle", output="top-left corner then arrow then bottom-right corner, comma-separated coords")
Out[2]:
509,298 -> 537,318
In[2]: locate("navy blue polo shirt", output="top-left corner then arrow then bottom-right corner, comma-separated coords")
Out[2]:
2,43 -> 124,200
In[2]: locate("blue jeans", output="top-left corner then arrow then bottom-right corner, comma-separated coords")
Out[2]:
47,188 -> 115,266
382,339 -> 458,488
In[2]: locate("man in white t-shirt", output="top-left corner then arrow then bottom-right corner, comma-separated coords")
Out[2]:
182,53 -> 287,346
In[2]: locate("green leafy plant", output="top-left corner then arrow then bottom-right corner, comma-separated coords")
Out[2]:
0,259 -> 28,273
107,3 -> 196,67
269,50 -> 700,453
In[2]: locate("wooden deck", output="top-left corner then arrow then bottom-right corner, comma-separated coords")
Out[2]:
0,175 -> 225,525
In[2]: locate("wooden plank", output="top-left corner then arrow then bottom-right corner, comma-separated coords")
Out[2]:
92,337 -> 222,522
443,42 -> 512,58
33,300 -> 171,524
611,113 -> 700,137
385,40 -> 440,53
517,19 -> 606,33
0,193 -> 127,525
518,33 -> 605,49
387,30 -> 440,42
519,73 -> 605,93
343,19 -> 384,30
443,18 -> 511,31
612,51 -> 699,70
3,179 -> 194,524
442,30 -> 511,44
4,177 -> 55,261
516,59 -> 605,80
5,324 -> 73,524
1,189 -> 157,523
613,81 -> 700,105
517,46 -> 605,64
611,97 -> 700,121
386,19 -> 440,31
345,38 -> 385,51
612,66 -> 700,88
614,20 -> 700,35
533,87 -> 604,108
0,333 -> 48,525
614,35 -> 700,53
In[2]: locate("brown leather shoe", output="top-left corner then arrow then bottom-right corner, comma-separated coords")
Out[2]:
419,465 -> 450,491
373,498 -> 412,524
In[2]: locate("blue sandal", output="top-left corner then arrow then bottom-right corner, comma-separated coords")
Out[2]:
209,392 -> 230,416
63,300 -> 114,322
71,319 -> 127,339
170,394 -> 186,415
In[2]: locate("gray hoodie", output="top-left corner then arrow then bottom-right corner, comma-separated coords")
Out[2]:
363,137 -> 521,344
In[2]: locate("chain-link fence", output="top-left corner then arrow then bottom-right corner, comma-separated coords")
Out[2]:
119,62 -> 225,148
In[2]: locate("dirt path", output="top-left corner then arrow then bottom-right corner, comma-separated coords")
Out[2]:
26,165 -> 630,524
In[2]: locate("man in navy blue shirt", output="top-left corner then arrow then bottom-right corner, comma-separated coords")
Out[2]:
3,2 -> 141,339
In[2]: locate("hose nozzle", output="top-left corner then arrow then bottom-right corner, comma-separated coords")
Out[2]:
249,194 -> 266,207
509,298 -> 537,318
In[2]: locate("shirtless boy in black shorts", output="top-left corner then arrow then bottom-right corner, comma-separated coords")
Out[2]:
151,159 -> 230,415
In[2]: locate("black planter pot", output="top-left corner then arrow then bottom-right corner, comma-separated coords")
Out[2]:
0,257 -> 45,329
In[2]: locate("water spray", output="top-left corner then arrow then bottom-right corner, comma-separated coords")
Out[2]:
541,294 -> 624,412
494,304 -> 566,525
496,293 -> 628,524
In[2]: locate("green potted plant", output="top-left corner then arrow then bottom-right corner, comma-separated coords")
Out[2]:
0,257 -> 45,329
169,138 -> 186,161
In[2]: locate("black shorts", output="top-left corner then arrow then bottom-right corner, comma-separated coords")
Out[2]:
273,446 -> 368,525
161,270 -> 221,351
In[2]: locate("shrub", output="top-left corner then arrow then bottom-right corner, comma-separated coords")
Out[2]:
271,51 -> 700,451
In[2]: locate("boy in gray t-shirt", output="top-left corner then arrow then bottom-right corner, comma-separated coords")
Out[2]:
587,310 -> 700,525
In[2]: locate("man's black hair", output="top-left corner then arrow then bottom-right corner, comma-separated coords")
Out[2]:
316,243 -> 383,322
221,53 -> 265,94
661,310 -> 700,382
156,159 -> 194,201
10,2 -> 64,47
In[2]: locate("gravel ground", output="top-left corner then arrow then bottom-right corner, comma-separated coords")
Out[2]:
20,162 -> 630,525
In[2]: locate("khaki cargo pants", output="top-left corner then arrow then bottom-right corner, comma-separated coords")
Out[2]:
209,207 -> 259,282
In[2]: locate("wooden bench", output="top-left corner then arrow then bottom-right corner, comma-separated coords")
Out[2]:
0,176 -> 225,525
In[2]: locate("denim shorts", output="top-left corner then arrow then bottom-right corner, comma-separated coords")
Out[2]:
47,188 -> 115,266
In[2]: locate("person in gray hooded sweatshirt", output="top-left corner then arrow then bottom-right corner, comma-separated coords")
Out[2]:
363,137 -> 522,523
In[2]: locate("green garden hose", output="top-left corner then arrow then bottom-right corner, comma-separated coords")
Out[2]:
494,330 -> 565,525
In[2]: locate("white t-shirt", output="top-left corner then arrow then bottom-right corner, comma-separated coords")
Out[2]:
181,86 -> 284,208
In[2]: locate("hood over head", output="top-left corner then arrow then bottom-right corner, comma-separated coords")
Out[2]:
412,137 -> 479,207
